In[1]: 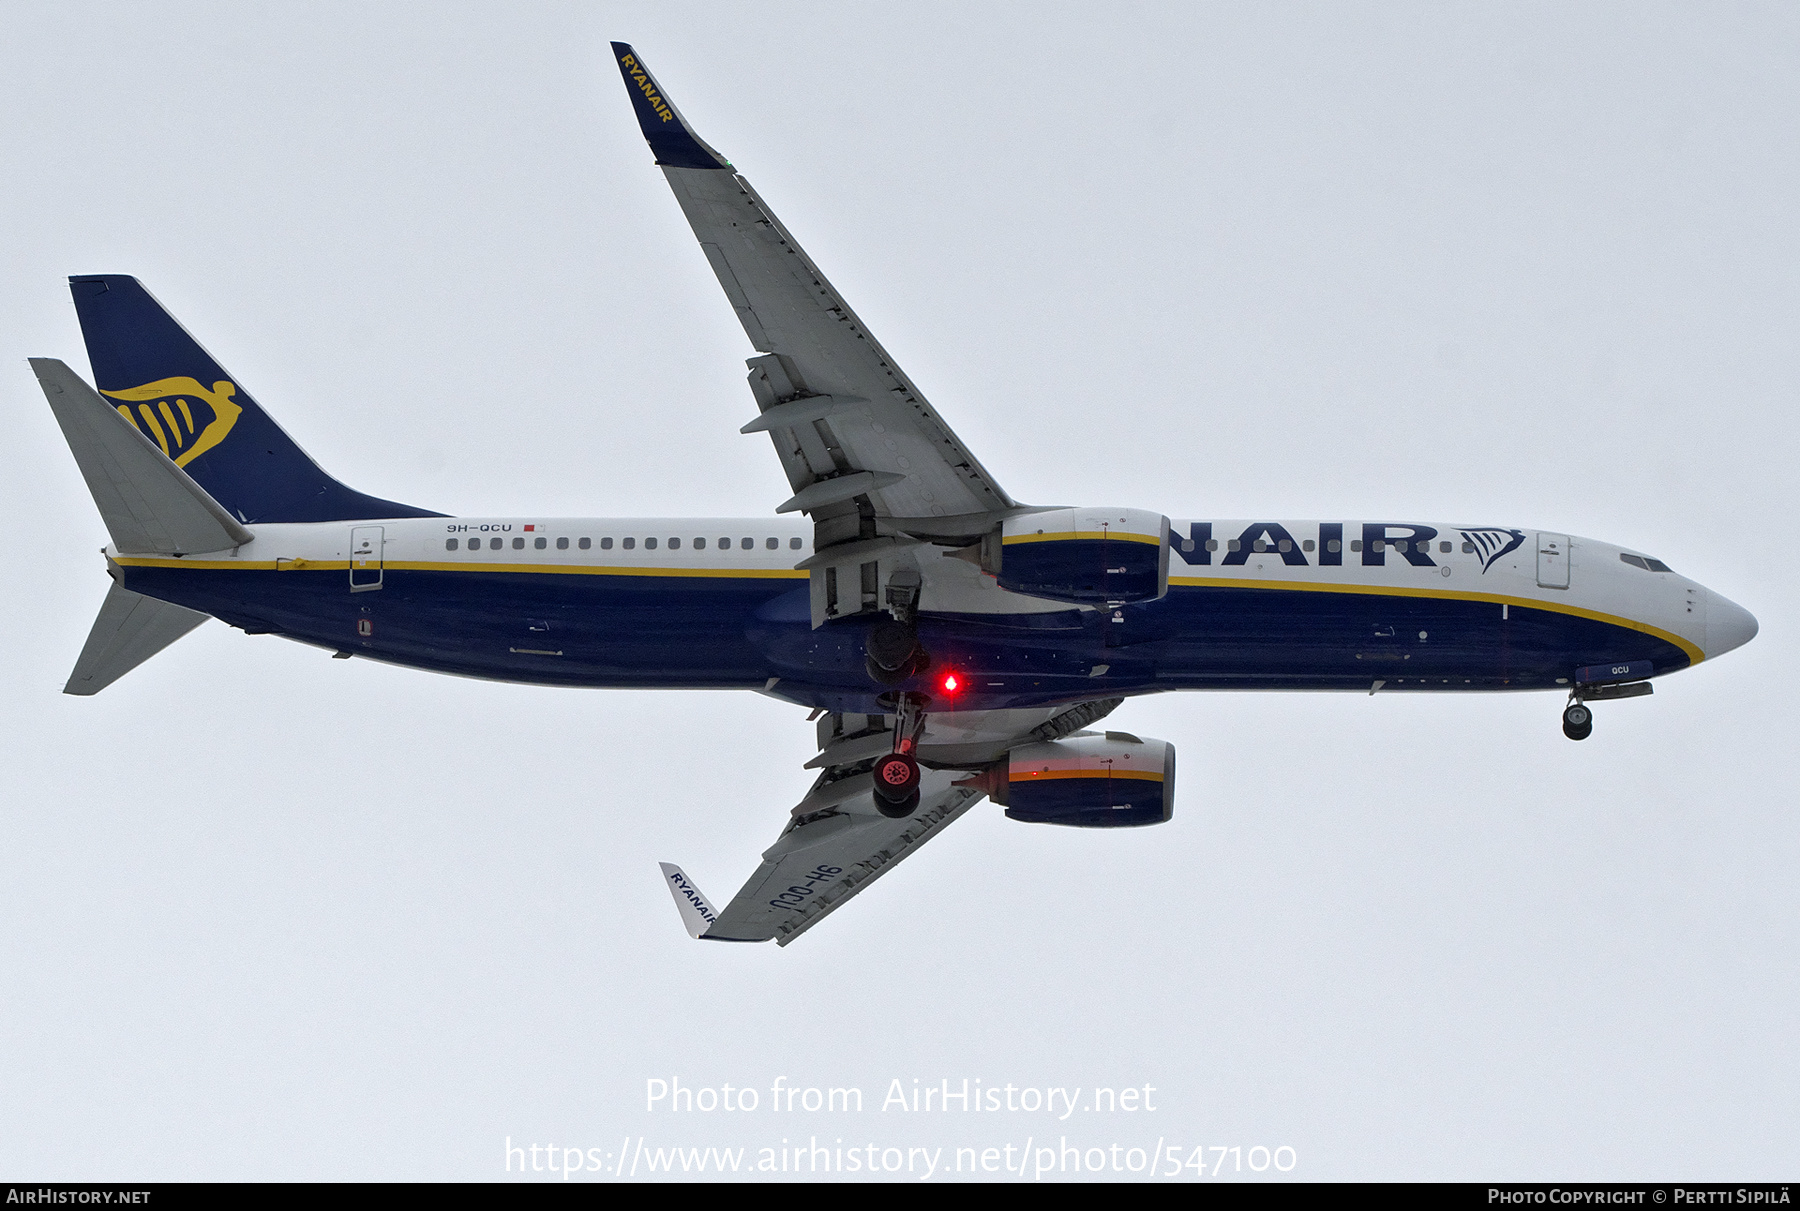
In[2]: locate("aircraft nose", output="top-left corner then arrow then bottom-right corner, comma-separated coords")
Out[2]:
1705,591 -> 1758,660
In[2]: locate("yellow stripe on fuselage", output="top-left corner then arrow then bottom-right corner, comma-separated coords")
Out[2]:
1009,768 -> 1165,782
112,556 -> 807,579
1168,574 -> 1703,665
1003,530 -> 1163,546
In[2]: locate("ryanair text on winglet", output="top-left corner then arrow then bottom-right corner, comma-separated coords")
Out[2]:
665,867 -> 716,926
620,53 -> 676,123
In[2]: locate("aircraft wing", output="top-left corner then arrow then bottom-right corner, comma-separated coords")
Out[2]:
680,768 -> 985,946
610,44 -> 1016,537
660,699 -> 1122,945
666,767 -> 984,946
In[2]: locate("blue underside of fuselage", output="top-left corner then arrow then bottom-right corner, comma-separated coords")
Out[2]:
120,566 -> 1691,715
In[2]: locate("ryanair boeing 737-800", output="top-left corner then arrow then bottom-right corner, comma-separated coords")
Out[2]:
32,45 -> 1757,945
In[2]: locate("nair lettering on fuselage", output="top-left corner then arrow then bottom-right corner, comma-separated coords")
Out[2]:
618,52 -> 675,123
1168,522 -> 1518,570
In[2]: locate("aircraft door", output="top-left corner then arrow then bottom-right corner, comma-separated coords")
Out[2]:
1536,533 -> 1569,590
350,525 -> 384,592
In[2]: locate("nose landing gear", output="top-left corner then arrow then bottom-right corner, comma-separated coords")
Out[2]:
1562,700 -> 1593,742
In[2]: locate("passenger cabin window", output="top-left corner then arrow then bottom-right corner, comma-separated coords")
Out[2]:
740,538 -> 753,550
789,537 -> 802,550
766,538 -> 778,550
719,537 -> 731,548
1327,539 -> 1341,553
645,537 -> 658,550
534,537 -> 547,549
1350,540 -> 1363,552
446,538 -> 458,550
490,537 -> 502,550
1206,539 -> 1220,552
694,537 -> 706,550
622,538 -> 635,550
1302,539 -> 1315,552
668,537 -> 680,550
1439,541 -> 1452,553
512,537 -> 525,549
1226,539 -> 1241,552
557,537 -> 569,550
1252,539 -> 1267,552
1463,541 -> 1475,553
1278,540 -> 1292,553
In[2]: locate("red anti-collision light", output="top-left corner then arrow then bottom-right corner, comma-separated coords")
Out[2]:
940,672 -> 961,695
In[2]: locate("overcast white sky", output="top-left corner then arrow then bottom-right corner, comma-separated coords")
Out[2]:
2,2 -> 1795,1182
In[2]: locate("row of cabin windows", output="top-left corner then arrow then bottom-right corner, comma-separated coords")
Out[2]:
444,535 -> 805,553
1174,537 -> 1489,555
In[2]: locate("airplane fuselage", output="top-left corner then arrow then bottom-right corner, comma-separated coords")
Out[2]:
111,514 -> 1738,716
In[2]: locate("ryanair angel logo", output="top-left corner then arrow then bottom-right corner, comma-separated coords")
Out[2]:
101,377 -> 243,468
1460,527 -> 1527,573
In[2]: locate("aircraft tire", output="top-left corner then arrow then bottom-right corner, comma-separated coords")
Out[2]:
867,621 -> 924,685
872,752 -> 921,807
1562,703 -> 1593,741
874,790 -> 920,819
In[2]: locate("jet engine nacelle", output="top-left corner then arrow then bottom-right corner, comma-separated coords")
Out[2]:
996,507 -> 1169,604
988,732 -> 1175,827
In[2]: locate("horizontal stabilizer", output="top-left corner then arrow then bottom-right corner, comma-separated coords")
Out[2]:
33,358 -> 253,555
65,582 -> 208,696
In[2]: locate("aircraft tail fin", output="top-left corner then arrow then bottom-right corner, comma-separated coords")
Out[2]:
65,275 -> 441,525
33,357 -> 253,555
65,581 -> 209,696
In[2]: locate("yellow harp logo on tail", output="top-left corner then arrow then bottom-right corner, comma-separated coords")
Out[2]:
100,378 -> 243,467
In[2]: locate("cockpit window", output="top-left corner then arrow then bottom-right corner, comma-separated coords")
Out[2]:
1620,553 -> 1674,573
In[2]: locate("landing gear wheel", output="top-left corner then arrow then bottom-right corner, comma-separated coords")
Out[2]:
872,752 -> 921,817
874,789 -> 920,819
866,620 -> 928,686
1562,702 -> 1593,742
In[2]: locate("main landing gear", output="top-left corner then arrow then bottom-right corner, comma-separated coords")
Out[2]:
864,570 -> 929,816
1562,700 -> 1593,742
872,691 -> 927,818
864,569 -> 929,686
866,618 -> 929,685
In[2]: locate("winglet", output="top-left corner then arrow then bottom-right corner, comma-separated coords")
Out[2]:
610,43 -> 731,170
659,862 -> 723,939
